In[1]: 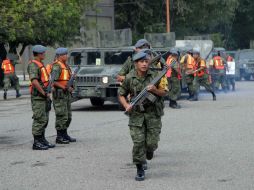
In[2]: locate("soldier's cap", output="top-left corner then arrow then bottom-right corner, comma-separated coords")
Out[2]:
170,49 -> 178,55
134,39 -> 150,48
133,52 -> 150,62
56,47 -> 68,55
32,45 -> 47,53
192,48 -> 200,54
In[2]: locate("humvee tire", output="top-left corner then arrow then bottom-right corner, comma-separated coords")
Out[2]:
90,97 -> 105,106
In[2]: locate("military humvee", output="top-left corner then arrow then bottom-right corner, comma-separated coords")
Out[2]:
234,49 -> 254,81
68,47 -> 134,106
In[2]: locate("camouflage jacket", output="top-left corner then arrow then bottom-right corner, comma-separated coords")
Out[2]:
118,56 -> 133,76
118,69 -> 168,126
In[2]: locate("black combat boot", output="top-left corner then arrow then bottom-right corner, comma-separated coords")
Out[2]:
169,100 -> 181,109
63,129 -> 76,142
56,130 -> 69,144
33,135 -> 49,150
3,90 -> 7,100
41,132 -> 55,148
212,92 -> 216,101
189,93 -> 198,101
187,93 -> 193,100
146,150 -> 154,160
142,160 -> 148,170
16,90 -> 21,98
135,164 -> 145,181
232,84 -> 235,91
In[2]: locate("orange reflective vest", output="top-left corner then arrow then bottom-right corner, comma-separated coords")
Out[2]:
166,56 -> 181,79
213,56 -> 224,70
29,60 -> 49,94
55,60 -> 71,87
1,59 -> 15,74
195,58 -> 208,77
185,54 -> 196,71
46,63 -> 53,74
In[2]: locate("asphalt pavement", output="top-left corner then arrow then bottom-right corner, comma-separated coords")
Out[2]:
0,81 -> 254,190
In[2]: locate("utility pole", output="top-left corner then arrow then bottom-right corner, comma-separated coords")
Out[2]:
166,0 -> 170,33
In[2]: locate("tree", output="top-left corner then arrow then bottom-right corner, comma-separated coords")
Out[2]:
0,0 -> 97,57
230,0 -> 254,49
115,0 -> 241,48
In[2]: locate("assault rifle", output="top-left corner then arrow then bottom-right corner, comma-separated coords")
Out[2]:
46,70 -> 57,94
149,50 -> 171,70
185,67 -> 203,75
125,60 -> 177,114
66,66 -> 80,89
43,70 -> 57,112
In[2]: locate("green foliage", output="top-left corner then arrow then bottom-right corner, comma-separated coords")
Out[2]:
115,0 -> 254,49
115,0 -> 166,42
0,0 -> 97,54
230,0 -> 254,49
210,33 -> 224,47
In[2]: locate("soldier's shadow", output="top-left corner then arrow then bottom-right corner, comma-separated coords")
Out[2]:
72,103 -> 121,112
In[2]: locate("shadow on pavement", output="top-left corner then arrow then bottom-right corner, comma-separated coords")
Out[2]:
72,104 -> 122,112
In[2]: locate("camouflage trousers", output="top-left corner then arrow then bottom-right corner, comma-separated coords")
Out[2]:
185,74 -> 197,96
53,90 -> 72,131
3,73 -> 20,91
195,74 -> 214,94
168,77 -> 181,101
212,73 -> 227,91
31,96 -> 49,136
129,113 -> 162,164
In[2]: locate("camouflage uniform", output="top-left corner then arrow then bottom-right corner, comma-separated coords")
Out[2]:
2,60 -> 20,98
209,56 -> 227,91
180,54 -> 197,99
195,57 -> 216,100
52,63 -> 72,131
27,62 -> 49,136
166,56 -> 181,102
118,56 -> 133,76
118,69 -> 168,164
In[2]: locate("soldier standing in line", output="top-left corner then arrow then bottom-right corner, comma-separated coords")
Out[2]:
1,54 -> 22,100
192,49 -> 216,101
118,51 -> 168,181
52,48 -> 76,144
166,50 -> 181,108
27,45 -> 55,150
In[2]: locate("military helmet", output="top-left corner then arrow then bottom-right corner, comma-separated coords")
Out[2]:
32,45 -> 47,53
170,49 -> 178,55
56,47 -> 68,55
192,48 -> 200,55
134,39 -> 150,49
133,52 -> 150,62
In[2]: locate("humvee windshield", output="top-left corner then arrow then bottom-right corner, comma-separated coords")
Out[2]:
104,51 -> 132,65
69,52 -> 84,66
88,52 -> 101,65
